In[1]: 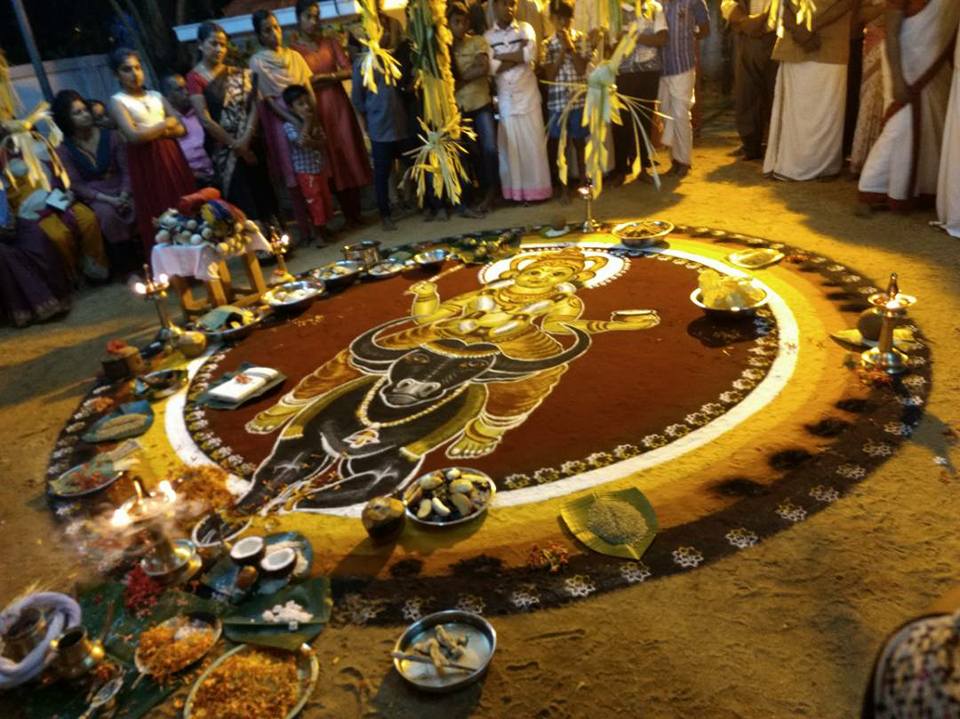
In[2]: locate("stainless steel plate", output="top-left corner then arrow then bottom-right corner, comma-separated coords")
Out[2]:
393,610 -> 496,693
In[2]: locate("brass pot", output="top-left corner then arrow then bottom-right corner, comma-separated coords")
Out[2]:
49,626 -> 105,680
2,607 -> 47,662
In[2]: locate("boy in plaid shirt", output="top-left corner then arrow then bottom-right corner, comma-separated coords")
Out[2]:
281,84 -> 334,242
542,0 -> 591,203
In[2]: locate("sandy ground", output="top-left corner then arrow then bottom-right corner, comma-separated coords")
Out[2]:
2,121 -> 960,718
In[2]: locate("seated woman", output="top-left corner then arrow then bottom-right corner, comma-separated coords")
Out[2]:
53,89 -> 140,277
3,148 -> 109,284
0,185 -> 72,327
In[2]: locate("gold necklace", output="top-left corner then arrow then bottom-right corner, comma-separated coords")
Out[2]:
493,286 -> 564,304
355,377 -> 469,429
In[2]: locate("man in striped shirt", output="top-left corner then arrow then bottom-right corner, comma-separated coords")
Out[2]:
657,0 -> 710,177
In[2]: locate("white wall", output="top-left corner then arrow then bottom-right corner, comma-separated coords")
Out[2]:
8,54 -> 118,111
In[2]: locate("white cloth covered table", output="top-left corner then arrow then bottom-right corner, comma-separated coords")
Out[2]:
150,234 -> 271,281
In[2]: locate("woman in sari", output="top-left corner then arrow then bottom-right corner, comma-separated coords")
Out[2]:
3,148 -> 109,284
108,48 -> 196,256
52,90 -> 139,276
291,0 -> 372,227
0,185 -> 71,327
186,22 -> 278,223
248,10 -> 316,243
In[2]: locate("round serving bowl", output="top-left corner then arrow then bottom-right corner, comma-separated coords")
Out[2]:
412,248 -> 448,273
403,467 -> 496,529
366,260 -> 407,280
309,260 -> 363,291
263,280 -> 325,315
392,610 -> 496,693
689,287 -> 769,319
612,219 -> 674,248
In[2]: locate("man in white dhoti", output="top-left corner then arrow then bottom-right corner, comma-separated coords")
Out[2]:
486,0 -> 553,202
657,0 -> 710,177
936,22 -> 960,237
857,0 -> 959,212
763,0 -> 856,181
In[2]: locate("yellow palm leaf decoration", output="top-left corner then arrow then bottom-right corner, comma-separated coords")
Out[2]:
406,0 -> 473,205
357,0 -> 401,93
553,19 -> 665,196
0,53 -> 68,192
768,0 -> 818,32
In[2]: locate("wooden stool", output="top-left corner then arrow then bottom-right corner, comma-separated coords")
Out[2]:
172,250 -> 268,319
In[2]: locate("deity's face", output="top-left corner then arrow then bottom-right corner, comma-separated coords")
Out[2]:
513,261 -> 579,291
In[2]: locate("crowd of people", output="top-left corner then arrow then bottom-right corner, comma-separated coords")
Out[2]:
1,0 -> 958,329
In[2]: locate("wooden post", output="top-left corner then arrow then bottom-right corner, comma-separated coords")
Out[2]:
9,0 -> 53,103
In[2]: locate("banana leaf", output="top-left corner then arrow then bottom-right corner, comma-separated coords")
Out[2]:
223,578 -> 331,651
561,487 -> 658,560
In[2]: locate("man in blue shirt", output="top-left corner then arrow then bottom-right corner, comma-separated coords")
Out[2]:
351,41 -> 417,231
657,0 -> 709,177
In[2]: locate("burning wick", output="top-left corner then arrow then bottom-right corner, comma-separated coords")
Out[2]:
108,480 -> 178,529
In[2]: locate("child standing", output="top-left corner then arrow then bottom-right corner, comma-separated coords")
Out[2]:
281,84 -> 334,242
485,0 -> 552,203
542,0 -> 591,202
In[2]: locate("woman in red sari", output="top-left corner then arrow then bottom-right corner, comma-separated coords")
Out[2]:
108,48 -> 195,256
291,0 -> 372,227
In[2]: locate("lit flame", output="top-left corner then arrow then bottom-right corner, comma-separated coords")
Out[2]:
110,502 -> 134,528
133,282 -> 146,295
157,273 -> 169,285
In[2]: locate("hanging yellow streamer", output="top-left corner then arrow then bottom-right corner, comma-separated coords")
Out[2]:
767,0 -> 818,33
406,0 -> 473,205
552,19 -> 665,197
357,0 -> 401,94
0,53 -> 68,192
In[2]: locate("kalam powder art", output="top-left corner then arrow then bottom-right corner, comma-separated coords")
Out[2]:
46,228 -> 930,622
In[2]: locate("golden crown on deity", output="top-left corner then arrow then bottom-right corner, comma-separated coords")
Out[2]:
482,245 -> 629,289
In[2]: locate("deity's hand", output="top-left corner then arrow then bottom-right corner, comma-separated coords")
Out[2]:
447,434 -> 499,459
407,280 -> 438,297
610,309 -> 660,329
